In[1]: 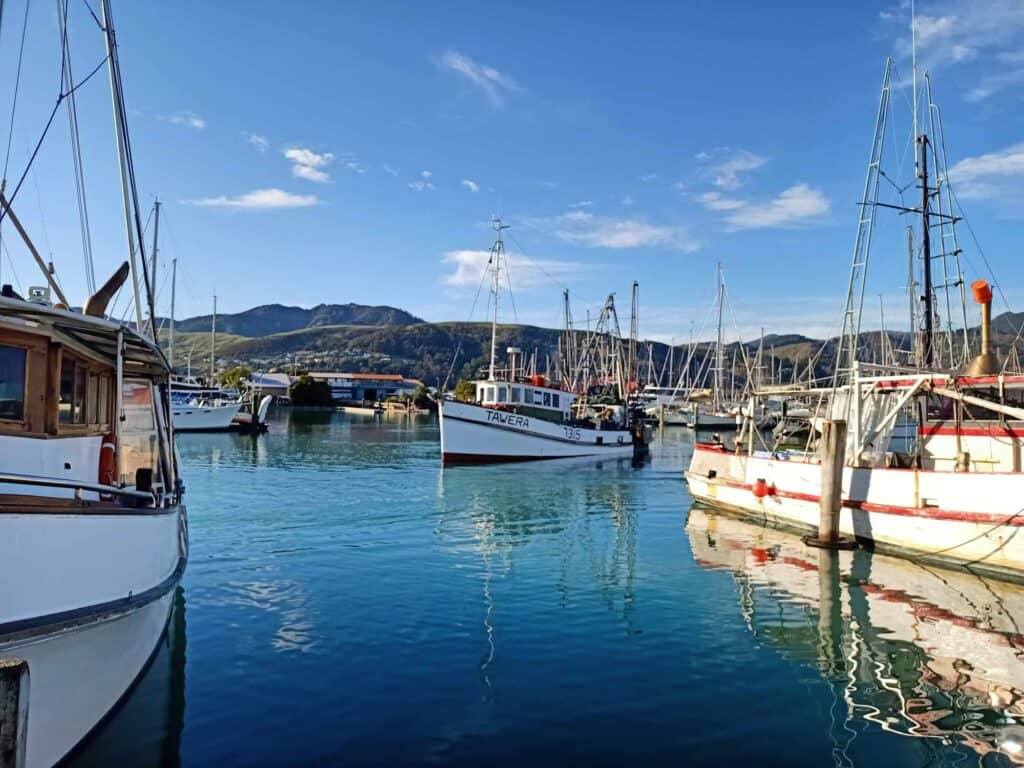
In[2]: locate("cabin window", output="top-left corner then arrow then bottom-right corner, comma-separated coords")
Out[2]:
543,392 -> 551,407
511,387 -> 521,403
497,386 -> 507,403
552,393 -> 560,408
523,388 -> 532,404
486,386 -> 495,402
59,356 -> 87,424
0,344 -> 26,421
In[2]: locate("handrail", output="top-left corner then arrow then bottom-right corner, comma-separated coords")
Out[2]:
0,472 -> 156,504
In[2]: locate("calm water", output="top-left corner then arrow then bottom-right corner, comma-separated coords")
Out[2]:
68,410 -> 1024,767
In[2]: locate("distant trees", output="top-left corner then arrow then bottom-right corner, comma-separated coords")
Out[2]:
219,365 -> 252,389
453,379 -> 475,402
289,375 -> 334,407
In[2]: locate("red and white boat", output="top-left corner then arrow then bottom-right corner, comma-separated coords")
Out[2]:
686,51 -> 1024,580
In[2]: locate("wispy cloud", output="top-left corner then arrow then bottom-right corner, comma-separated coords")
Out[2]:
462,178 -> 480,193
882,1 -> 1024,98
639,173 -> 658,183
441,249 -> 584,289
383,163 -> 400,177
185,188 -> 318,210
285,147 -> 335,184
948,142 -> 1024,199
698,183 -> 829,229
696,147 -> 767,190
529,210 -> 700,252
569,200 -> 593,208
409,170 -> 435,192
622,195 -> 634,206
438,50 -> 522,107
167,112 -> 206,130
246,133 -> 269,152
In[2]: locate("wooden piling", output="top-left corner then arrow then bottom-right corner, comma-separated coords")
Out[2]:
804,419 -> 857,550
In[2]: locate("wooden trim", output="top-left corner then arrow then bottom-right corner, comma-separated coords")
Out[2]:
45,343 -> 61,435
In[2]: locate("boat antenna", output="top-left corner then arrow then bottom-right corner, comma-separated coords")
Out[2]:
487,217 -> 509,381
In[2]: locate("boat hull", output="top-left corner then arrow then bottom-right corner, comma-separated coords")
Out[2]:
439,400 -> 634,464
172,402 -> 241,431
0,504 -> 187,768
685,443 -> 1024,579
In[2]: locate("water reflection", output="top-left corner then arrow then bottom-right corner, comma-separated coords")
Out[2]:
687,507 -> 1024,764
67,588 -> 186,768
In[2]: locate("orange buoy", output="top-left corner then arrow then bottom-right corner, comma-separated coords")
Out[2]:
972,279 -> 992,304
753,478 -> 769,499
99,431 -> 118,489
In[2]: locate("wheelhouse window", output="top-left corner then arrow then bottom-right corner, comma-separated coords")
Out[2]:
511,387 -> 521,403
59,356 -> 87,424
120,379 -> 158,487
0,344 -> 26,421
497,386 -> 507,403
552,393 -> 560,408
543,392 -> 551,407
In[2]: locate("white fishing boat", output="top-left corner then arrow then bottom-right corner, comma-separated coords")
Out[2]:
0,3 -> 187,765
438,220 -> 638,465
171,397 -> 241,431
686,44 -> 1024,579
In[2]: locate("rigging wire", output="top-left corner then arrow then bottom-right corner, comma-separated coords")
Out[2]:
1,0 -> 30,183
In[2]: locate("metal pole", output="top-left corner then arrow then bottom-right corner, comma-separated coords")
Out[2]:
100,0 -> 145,335
210,292 -> 216,386
169,257 -> 176,372
920,134 -> 934,368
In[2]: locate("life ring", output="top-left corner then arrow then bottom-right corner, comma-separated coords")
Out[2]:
99,431 -> 118,490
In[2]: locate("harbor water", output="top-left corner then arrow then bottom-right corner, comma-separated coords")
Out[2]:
69,410 -> 1024,767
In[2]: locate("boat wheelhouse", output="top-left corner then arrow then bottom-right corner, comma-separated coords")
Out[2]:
0,294 -> 187,768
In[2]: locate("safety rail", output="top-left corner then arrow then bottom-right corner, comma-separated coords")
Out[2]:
0,473 -> 157,504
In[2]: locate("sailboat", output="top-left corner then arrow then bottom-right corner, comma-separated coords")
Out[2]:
685,22 -> 1024,579
438,219 -> 639,464
0,2 -> 187,766
686,265 -> 741,430
169,290 -> 242,432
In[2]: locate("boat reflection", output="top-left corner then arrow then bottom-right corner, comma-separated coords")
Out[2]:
65,587 -> 186,768
687,508 -> 1024,764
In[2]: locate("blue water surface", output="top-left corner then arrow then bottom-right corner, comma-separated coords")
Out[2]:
68,409 -> 1024,767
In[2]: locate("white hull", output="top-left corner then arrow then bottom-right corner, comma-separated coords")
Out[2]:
687,410 -> 740,430
172,402 -> 241,431
686,443 -> 1024,578
0,506 -> 186,767
439,400 -> 634,464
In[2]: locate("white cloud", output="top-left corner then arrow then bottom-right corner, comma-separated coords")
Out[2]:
246,133 -> 269,152
696,191 -> 746,211
285,147 -> 334,184
622,195 -> 634,206
409,171 -> 435,192
438,50 -> 522,107
948,142 -> 1024,198
293,164 -> 330,183
441,249 -> 584,289
462,179 -> 480,192
168,112 -> 205,129
697,147 -> 767,190
185,188 -> 318,210
530,211 -> 700,252
702,183 -> 829,230
383,163 -> 400,176
569,200 -> 593,208
639,173 -> 658,183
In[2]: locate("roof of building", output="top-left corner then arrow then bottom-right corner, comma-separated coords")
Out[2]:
307,372 -> 410,382
248,372 -> 293,387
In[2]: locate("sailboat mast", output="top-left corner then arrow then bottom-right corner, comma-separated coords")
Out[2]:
169,257 -> 177,371
100,0 -> 147,336
210,293 -> 217,386
150,198 -> 160,290
714,263 -> 724,411
487,218 -> 509,381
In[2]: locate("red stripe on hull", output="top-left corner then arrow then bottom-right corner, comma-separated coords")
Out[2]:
919,423 -> 1024,438
706,476 -> 1024,526
442,452 -> 596,466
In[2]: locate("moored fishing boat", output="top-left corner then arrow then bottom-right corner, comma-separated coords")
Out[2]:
686,46 -> 1024,579
438,220 -> 639,465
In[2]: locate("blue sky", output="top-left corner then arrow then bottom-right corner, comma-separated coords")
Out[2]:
0,0 -> 1022,342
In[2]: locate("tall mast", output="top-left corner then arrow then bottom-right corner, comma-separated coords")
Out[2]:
919,133 -> 934,367
169,257 -> 177,372
210,292 -> 217,386
487,218 -> 509,381
150,198 -> 160,295
714,263 -> 724,411
100,0 -> 147,336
